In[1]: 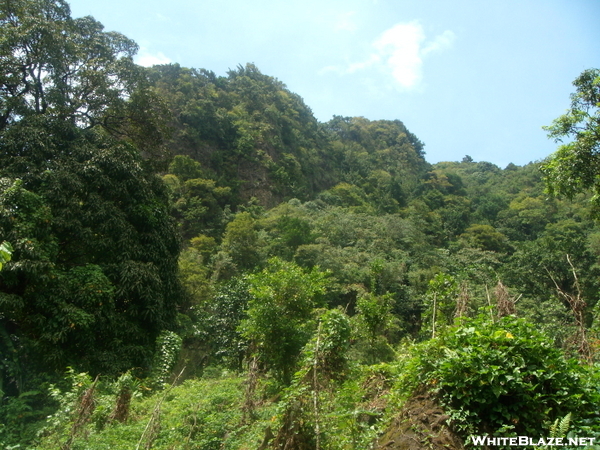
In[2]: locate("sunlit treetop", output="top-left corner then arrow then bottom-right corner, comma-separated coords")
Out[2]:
541,69 -> 600,209
0,0 -> 141,131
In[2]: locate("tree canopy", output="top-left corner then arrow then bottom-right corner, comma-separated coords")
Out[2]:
0,0 -> 182,389
542,68 -> 600,210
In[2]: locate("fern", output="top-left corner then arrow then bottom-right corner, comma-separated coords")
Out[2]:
536,413 -> 572,450
550,413 -> 572,439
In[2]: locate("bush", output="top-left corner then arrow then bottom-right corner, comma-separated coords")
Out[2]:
418,316 -> 594,438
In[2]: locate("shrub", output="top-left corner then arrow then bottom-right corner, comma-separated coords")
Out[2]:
418,316 -> 592,438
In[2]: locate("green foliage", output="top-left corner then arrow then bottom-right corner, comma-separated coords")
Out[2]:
206,277 -> 251,370
352,289 -> 400,364
1,5 -> 599,447
149,65 -> 430,209
34,371 -> 253,450
318,182 -> 373,212
542,68 -> 600,212
302,308 -> 352,380
0,0 -> 169,160
356,291 -> 394,342
150,331 -> 183,387
271,310 -> 389,450
148,63 -> 332,205
169,155 -> 205,181
504,218 -> 600,340
41,369 -> 100,448
0,0 -> 137,128
321,116 -> 429,212
241,257 -> 330,384
0,132 -> 183,378
422,273 -> 458,338
459,223 -> 511,253
165,155 -> 232,240
500,194 -> 556,241
220,211 -> 262,274
418,316 -> 591,438
0,241 -> 12,271
551,413 -> 572,440
273,214 -> 315,259
178,247 -> 212,307
0,0 -> 182,384
28,369 -> 142,449
0,387 -> 52,447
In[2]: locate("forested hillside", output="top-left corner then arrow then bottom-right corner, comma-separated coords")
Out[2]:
1,1 -> 599,449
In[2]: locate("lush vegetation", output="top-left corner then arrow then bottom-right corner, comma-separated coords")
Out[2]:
0,1 -> 599,448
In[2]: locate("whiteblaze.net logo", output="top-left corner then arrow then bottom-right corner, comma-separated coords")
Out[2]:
470,436 -> 596,447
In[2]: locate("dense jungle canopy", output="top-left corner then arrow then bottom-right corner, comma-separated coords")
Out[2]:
0,1 -> 599,449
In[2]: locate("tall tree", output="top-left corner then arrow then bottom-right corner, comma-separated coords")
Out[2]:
541,68 -> 600,210
0,0 -> 139,126
0,0 -> 181,388
240,258 -> 329,384
0,0 -> 168,159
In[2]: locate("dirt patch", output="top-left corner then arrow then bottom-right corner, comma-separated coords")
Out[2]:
375,389 -> 465,450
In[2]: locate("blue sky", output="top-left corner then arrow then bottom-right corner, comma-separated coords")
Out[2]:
66,0 -> 599,167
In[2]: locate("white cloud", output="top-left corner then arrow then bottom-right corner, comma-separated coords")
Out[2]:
347,53 -> 381,73
154,13 -> 171,23
374,21 -> 425,89
325,21 -> 455,91
422,30 -> 456,55
135,49 -> 172,67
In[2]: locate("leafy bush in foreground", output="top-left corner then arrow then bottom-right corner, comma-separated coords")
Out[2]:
417,316 -> 599,438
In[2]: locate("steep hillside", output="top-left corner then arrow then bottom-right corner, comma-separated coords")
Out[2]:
149,64 -> 428,208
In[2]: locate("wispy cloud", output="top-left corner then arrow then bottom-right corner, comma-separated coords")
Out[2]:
135,49 -> 172,67
422,29 -> 456,55
324,21 -> 455,91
